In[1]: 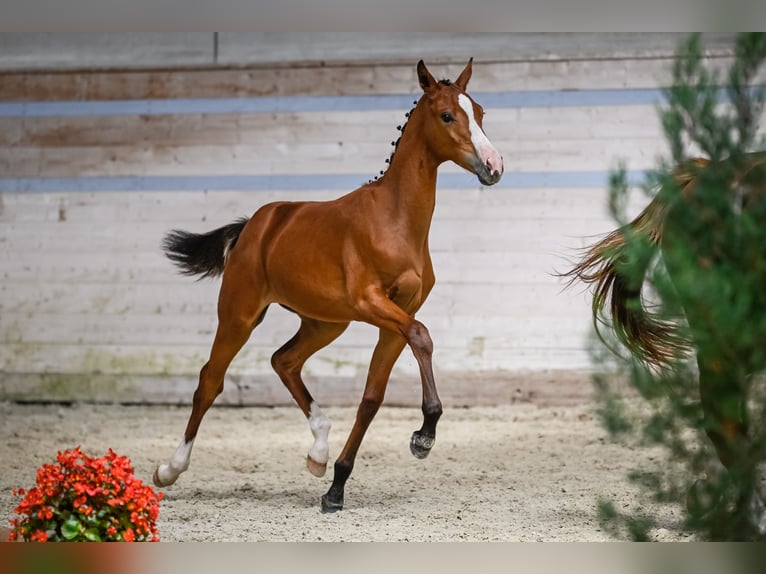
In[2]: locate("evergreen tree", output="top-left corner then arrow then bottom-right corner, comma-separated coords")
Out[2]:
567,33 -> 766,540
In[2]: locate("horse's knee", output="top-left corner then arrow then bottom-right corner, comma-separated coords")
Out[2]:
406,321 -> 433,357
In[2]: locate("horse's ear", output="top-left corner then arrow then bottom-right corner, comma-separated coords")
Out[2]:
417,60 -> 437,92
454,58 -> 473,91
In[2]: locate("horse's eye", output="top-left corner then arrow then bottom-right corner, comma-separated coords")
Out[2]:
441,112 -> 454,124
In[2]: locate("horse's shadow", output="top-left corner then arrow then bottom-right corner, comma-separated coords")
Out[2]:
165,484 -> 320,509
161,475 -> 419,514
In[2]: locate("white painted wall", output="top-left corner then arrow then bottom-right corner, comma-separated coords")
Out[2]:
0,33 -> 736,71
0,34 -> 744,404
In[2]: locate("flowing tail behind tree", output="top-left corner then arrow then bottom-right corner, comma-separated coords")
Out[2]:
560,161 -> 714,369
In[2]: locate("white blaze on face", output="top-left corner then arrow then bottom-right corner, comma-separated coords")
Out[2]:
457,93 -> 503,176
307,402 -> 331,464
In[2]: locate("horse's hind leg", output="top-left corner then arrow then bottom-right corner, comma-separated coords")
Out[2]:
153,274 -> 267,488
694,356 -> 766,537
271,317 -> 349,477
698,359 -> 748,471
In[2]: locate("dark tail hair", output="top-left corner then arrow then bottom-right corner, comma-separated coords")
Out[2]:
560,173 -> 699,369
162,217 -> 249,279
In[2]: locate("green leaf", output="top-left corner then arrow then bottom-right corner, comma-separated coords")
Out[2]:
626,515 -> 653,542
61,516 -> 82,541
83,529 -> 102,542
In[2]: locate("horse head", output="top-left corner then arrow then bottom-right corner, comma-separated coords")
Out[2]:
415,58 -> 504,186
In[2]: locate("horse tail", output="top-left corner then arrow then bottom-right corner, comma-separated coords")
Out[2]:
162,217 -> 250,279
561,188 -> 692,369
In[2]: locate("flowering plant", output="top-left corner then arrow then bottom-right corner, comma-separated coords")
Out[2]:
7,446 -> 162,542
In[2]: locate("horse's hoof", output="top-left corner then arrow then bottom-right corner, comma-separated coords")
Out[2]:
306,455 -> 327,478
152,465 -> 174,488
320,494 -> 343,513
410,431 -> 435,459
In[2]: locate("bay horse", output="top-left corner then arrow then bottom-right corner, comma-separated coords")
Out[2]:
562,152 -> 766,537
153,59 -> 503,512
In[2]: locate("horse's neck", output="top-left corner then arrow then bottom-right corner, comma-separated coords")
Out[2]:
378,124 -> 440,240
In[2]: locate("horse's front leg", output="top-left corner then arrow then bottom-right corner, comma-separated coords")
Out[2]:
364,284 -> 442,458
410,258 -> 440,459
408,319 -> 442,459
321,329 -> 406,512
321,287 -> 441,512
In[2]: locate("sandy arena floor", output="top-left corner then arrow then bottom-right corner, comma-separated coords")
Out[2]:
0,398 -> 692,542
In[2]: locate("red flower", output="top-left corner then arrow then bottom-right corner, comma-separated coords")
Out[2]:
8,447 -> 162,542
30,530 -> 49,542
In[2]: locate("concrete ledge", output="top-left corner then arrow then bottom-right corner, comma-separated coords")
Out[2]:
0,370 -> 596,408
218,33 -> 735,67
0,33 -> 215,71
0,33 -> 736,73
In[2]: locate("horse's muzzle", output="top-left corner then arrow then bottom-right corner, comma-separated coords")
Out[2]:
478,170 -> 502,186
475,160 -> 503,186
468,151 -> 503,186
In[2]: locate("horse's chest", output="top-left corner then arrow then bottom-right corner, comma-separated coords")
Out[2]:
376,248 -> 427,284
385,269 -> 425,309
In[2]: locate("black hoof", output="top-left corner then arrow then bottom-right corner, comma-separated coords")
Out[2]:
321,493 -> 343,513
410,431 -> 435,459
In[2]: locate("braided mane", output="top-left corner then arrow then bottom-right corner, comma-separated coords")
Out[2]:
368,98 -> 419,184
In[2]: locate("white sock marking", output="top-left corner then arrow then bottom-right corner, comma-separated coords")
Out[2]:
307,402 -> 331,464
157,437 -> 195,485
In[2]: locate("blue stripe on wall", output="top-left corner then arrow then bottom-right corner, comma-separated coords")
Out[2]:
0,171 -> 647,193
2,87 -> 759,118
0,89 -> 672,118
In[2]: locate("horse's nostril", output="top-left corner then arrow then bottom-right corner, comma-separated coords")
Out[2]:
486,159 -> 503,177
